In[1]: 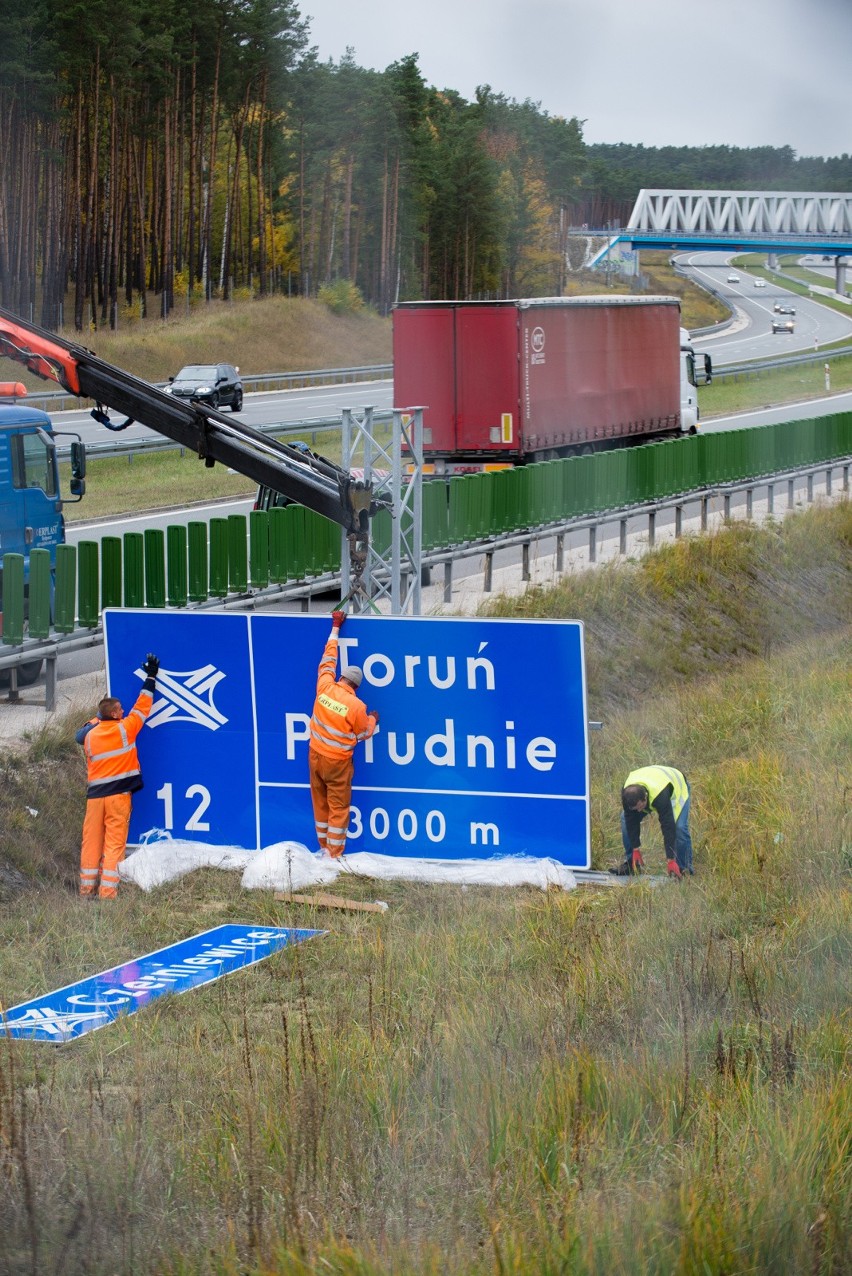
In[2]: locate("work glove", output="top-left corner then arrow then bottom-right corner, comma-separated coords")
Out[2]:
331,610 -> 346,629
667,859 -> 683,880
631,849 -> 644,872
143,653 -> 160,678
369,709 -> 380,724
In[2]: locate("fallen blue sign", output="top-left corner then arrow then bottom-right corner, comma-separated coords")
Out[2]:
0,925 -> 322,1043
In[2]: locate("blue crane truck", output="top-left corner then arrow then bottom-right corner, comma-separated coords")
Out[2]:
0,308 -> 386,686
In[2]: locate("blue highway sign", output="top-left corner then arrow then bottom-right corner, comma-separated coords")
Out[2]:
103,611 -> 590,866
0,925 -> 323,1042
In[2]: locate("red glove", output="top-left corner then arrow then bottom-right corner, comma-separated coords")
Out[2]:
667,859 -> 683,880
631,849 -> 644,872
331,610 -> 346,629
369,709 -> 380,724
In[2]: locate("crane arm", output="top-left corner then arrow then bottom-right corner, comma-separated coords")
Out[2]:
0,307 -> 384,535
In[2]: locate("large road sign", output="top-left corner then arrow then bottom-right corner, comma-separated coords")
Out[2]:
103,611 -> 590,866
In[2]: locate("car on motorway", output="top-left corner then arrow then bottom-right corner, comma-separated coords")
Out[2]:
165,362 -> 243,411
753,277 -> 766,288
771,316 -> 795,334
727,272 -> 740,283
773,301 -> 796,315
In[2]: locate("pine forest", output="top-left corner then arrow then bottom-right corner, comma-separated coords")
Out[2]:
3,0 -> 852,330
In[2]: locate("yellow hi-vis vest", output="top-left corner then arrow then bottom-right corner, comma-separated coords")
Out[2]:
624,766 -> 689,819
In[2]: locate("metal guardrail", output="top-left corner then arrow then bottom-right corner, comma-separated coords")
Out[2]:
22,364 -> 393,414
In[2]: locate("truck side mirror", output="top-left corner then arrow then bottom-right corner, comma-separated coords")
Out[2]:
703,354 -> 712,384
71,439 -> 87,481
70,439 -> 87,498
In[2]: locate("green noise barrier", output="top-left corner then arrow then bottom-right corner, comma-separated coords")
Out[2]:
77,542 -> 100,627
3,412 -> 849,642
1,554 -> 25,644
27,549 -> 52,639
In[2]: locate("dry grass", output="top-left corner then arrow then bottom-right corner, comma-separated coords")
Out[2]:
17,296 -> 392,390
0,504 -> 850,1275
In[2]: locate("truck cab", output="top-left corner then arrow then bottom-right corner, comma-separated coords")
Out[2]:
679,329 -> 712,434
0,383 -> 85,682
0,398 -> 66,565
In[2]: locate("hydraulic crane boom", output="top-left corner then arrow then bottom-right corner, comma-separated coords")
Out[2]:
0,306 -> 385,537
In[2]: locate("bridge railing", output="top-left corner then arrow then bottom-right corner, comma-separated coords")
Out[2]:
2,411 -> 850,657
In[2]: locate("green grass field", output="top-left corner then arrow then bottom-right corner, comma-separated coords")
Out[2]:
1,503 -> 849,1275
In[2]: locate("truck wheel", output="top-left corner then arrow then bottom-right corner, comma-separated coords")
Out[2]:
16,659 -> 43,687
0,659 -> 43,689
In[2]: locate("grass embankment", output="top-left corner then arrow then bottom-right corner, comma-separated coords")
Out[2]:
17,295 -> 393,391
1,503 -> 850,1275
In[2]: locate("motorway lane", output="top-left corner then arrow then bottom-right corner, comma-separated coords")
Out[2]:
49,377 -> 395,450
675,251 -> 852,362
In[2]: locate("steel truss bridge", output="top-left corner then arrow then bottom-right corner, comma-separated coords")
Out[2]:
589,189 -> 852,288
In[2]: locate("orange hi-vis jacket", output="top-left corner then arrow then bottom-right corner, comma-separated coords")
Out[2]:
309,633 -> 377,760
77,682 -> 155,798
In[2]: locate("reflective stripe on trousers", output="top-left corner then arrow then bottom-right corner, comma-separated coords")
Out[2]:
309,749 -> 354,857
80,792 -> 132,897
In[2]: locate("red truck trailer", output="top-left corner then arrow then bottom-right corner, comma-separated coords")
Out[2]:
393,295 -> 692,473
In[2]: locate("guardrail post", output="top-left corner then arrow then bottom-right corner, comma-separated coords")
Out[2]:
619,518 -> 627,554
443,560 -> 453,603
484,551 -> 493,592
589,525 -> 597,563
522,542 -> 530,581
648,510 -> 656,547
746,487 -> 753,519
843,463 -> 849,492
45,655 -> 57,712
788,479 -> 795,508
825,465 -> 832,496
556,533 -> 564,572
701,497 -> 708,530
675,504 -> 683,537
723,493 -> 731,521
807,473 -> 814,503
767,482 -> 775,515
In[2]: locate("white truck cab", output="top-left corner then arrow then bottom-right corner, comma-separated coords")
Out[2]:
679,328 -> 712,434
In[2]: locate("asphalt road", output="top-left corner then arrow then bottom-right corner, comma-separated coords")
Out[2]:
676,251 -> 852,361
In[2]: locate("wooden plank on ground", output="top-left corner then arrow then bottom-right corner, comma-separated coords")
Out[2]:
274,891 -> 388,914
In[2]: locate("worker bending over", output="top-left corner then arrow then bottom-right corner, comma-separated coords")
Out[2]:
76,654 -> 159,897
308,612 -> 379,857
617,764 -> 694,879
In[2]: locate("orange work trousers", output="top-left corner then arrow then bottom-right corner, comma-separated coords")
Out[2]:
80,792 -> 133,897
309,748 -> 354,857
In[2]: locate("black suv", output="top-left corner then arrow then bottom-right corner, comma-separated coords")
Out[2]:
165,363 -> 243,412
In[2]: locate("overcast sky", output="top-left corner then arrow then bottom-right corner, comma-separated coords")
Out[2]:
303,0 -> 851,160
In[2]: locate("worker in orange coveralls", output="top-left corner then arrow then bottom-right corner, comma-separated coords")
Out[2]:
308,612 -> 379,857
75,654 -> 159,897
